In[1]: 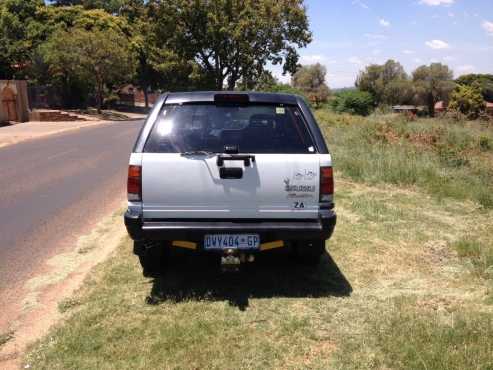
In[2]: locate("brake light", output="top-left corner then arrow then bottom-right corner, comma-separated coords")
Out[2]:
320,166 -> 334,202
128,165 -> 142,201
214,93 -> 249,104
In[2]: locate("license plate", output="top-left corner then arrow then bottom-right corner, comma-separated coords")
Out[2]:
204,234 -> 260,250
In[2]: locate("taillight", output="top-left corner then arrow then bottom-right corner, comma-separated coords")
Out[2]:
128,165 -> 142,201
320,166 -> 334,202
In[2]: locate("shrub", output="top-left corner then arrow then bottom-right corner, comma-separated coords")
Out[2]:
330,90 -> 374,116
448,84 -> 486,119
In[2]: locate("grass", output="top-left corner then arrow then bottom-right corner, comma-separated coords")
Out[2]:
336,300 -> 493,370
24,179 -> 493,369
316,110 -> 493,208
0,330 -> 14,347
24,111 -> 493,369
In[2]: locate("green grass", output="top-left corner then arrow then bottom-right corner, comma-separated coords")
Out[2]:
24,111 -> 493,369
336,301 -> 493,370
25,176 -> 493,369
316,110 -> 493,208
453,238 -> 493,279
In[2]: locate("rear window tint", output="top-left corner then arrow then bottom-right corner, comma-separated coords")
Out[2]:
143,104 -> 316,154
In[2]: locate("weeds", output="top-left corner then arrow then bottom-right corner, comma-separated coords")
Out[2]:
336,303 -> 493,370
317,110 -> 493,208
452,238 -> 493,279
0,330 -> 14,347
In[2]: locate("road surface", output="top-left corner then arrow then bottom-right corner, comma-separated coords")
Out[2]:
0,121 -> 142,331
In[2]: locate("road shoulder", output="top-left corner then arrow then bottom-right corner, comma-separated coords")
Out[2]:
0,209 -> 127,370
0,120 -> 112,149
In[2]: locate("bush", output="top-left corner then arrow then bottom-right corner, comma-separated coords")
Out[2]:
448,84 -> 486,119
330,90 -> 374,116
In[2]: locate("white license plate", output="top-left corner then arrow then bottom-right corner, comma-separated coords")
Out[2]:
204,234 -> 260,250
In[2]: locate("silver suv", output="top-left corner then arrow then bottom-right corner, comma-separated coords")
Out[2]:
124,92 -> 336,275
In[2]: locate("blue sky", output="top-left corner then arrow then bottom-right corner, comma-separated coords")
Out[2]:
270,0 -> 493,88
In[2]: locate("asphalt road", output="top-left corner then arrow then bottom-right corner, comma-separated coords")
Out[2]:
0,121 -> 142,319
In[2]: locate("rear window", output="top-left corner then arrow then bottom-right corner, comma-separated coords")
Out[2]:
143,104 -> 316,154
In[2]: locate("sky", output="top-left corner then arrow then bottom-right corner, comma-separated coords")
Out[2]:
269,0 -> 493,88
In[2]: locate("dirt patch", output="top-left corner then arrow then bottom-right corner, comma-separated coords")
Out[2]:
0,210 -> 127,370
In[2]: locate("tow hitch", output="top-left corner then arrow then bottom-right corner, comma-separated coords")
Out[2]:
220,249 -> 255,272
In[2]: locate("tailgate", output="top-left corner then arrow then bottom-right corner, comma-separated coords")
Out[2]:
142,153 -> 320,219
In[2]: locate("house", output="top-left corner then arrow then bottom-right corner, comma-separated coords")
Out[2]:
487,102 -> 493,115
435,100 -> 493,115
435,101 -> 446,113
392,105 -> 419,114
116,84 -> 158,107
0,80 -> 30,123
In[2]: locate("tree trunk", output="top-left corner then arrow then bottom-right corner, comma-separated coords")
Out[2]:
96,80 -> 103,114
428,93 -> 435,117
143,87 -> 149,109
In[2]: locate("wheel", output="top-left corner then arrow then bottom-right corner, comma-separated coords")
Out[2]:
294,239 -> 326,266
134,240 -> 169,278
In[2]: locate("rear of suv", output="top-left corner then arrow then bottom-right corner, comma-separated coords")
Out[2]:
124,92 -> 336,276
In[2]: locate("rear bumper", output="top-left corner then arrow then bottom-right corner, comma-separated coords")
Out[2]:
124,210 -> 336,243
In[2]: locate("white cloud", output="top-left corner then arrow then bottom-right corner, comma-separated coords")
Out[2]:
482,21 -> 493,36
413,58 -> 423,64
425,39 -> 450,49
352,0 -> 369,9
379,18 -> 391,27
299,55 -> 337,65
448,12 -> 455,18
443,55 -> 455,61
419,0 -> 454,6
372,49 -> 382,56
457,65 -> 475,74
348,57 -> 363,65
402,49 -> 415,54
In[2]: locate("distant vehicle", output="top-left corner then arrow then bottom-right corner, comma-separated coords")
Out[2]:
124,92 -> 336,275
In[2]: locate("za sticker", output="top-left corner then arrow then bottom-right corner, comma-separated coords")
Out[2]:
293,201 -> 305,209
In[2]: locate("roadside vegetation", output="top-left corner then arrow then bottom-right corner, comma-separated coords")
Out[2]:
24,111 -> 493,369
316,110 -> 493,208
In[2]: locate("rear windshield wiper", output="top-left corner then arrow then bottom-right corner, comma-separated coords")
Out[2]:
180,150 -> 216,156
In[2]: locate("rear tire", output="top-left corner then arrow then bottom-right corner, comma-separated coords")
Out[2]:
134,241 -> 169,278
294,239 -> 326,266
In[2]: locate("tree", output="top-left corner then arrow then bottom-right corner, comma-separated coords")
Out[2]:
42,27 -> 135,112
413,63 -> 455,117
52,0 -> 125,14
356,59 -> 407,105
0,0 -> 45,79
383,79 -> 416,106
455,74 -> 493,102
153,0 -> 312,90
291,63 -> 331,106
448,84 -> 486,119
330,90 -> 374,116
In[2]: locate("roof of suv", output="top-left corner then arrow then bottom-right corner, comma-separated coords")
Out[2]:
164,91 -> 301,105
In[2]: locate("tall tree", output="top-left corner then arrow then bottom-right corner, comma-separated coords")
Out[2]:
41,27 -> 135,112
153,0 -> 312,90
413,63 -> 455,117
356,59 -> 407,105
291,63 -> 331,106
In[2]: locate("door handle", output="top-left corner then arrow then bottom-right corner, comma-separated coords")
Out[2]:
217,154 -> 256,167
